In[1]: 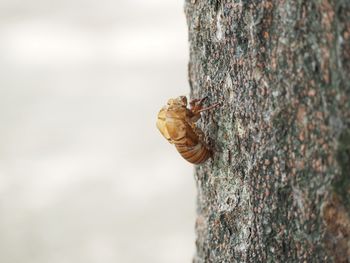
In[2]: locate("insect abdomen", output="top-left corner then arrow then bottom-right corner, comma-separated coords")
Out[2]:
175,143 -> 211,164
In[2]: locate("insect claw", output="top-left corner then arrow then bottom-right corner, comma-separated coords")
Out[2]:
198,102 -> 221,112
190,96 -> 208,106
200,96 -> 208,102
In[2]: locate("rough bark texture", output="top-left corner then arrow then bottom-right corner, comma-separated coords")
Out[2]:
184,0 -> 350,262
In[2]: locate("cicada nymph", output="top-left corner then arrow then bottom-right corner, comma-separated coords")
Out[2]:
156,96 -> 219,164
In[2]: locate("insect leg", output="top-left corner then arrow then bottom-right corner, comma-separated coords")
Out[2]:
189,96 -> 208,111
197,102 -> 221,113
190,96 -> 208,105
188,97 -> 219,123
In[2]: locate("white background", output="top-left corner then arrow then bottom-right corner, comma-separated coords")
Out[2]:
0,0 -> 196,262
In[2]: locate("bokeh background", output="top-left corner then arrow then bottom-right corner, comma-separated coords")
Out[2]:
0,0 -> 196,262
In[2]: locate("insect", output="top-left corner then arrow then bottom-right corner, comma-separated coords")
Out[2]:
156,96 -> 219,164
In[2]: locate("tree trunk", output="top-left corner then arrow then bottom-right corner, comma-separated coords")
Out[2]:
184,0 -> 350,262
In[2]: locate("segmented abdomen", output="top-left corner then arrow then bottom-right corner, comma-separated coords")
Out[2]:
175,142 -> 211,164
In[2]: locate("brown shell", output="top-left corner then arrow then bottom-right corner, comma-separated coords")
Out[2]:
156,97 -> 211,164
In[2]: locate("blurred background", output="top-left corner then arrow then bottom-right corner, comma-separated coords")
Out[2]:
0,0 -> 196,262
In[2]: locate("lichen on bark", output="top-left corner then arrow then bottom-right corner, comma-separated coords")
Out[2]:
184,0 -> 350,262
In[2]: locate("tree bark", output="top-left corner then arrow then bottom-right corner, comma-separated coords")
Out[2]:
184,0 -> 350,262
